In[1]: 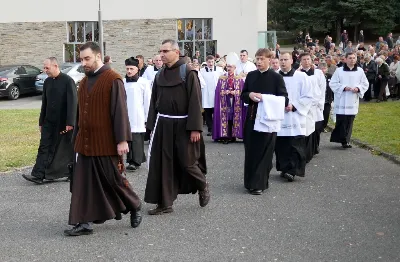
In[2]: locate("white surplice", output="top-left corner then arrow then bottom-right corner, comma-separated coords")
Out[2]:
278,71 -> 314,137
142,66 -> 162,82
330,66 -> 369,115
124,77 -> 151,133
235,61 -> 257,75
303,68 -> 325,135
200,66 -> 224,108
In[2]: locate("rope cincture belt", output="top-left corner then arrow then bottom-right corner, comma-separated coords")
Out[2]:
147,113 -> 189,169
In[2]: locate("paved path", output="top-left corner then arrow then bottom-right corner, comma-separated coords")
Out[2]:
0,133 -> 399,262
0,94 -> 42,110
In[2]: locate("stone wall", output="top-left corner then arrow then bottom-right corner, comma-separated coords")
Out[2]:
0,19 -> 176,73
104,19 -> 176,75
0,22 -> 65,68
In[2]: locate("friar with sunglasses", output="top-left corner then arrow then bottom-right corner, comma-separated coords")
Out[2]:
22,57 -> 77,185
144,39 -> 210,215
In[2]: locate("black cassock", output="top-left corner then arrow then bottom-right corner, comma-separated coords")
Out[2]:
31,72 -> 77,180
241,69 -> 288,191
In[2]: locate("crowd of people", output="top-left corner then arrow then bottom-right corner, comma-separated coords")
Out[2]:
294,30 -> 400,102
20,32 -> 376,236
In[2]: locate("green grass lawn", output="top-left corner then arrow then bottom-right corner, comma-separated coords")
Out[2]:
0,109 -> 40,172
0,103 -> 398,172
352,101 -> 400,156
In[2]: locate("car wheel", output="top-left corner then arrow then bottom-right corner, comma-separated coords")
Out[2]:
8,85 -> 20,100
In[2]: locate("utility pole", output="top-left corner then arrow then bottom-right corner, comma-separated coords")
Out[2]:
98,0 -> 104,60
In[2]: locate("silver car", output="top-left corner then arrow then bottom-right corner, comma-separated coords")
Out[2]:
35,63 -> 85,92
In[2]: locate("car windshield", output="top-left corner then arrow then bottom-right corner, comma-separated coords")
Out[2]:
61,66 -> 74,73
0,66 -> 15,76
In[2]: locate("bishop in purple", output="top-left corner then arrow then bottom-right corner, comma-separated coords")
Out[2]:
212,63 -> 246,143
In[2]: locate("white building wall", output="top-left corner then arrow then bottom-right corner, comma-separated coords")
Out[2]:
0,0 -> 267,57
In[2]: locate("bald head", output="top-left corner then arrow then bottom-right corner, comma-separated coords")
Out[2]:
43,57 -> 60,78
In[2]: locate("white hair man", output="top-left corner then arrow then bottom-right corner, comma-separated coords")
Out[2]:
142,54 -> 163,82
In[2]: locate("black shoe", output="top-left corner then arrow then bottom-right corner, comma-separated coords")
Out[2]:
249,189 -> 263,195
199,183 -> 210,207
315,148 -> 320,154
64,224 -> 93,236
148,205 -> 174,215
22,174 -> 43,184
283,173 -> 295,182
342,143 -> 352,149
115,212 -> 122,220
126,165 -> 137,171
130,209 -> 142,228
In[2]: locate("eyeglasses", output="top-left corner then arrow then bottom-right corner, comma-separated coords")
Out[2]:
159,49 -> 175,54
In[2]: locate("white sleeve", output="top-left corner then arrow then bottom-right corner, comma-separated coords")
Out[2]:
142,67 -> 152,81
143,80 -> 151,121
329,69 -> 346,96
317,71 -> 326,110
292,74 -> 314,116
198,72 -> 206,89
355,70 -> 369,98
248,62 -> 257,72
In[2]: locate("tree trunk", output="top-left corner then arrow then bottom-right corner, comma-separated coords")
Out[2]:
336,19 -> 342,45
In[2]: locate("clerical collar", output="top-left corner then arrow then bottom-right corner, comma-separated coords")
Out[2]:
86,65 -> 110,77
205,66 -> 216,72
343,64 -> 358,71
52,71 -> 62,79
154,66 -> 160,72
301,67 -> 314,76
279,68 -> 295,77
125,74 -> 139,82
259,68 -> 269,74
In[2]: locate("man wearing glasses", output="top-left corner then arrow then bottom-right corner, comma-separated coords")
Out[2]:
144,39 -> 210,215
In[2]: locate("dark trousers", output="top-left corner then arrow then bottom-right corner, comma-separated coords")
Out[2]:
395,83 -> 400,98
378,79 -> 388,101
373,79 -> 380,99
323,103 -> 331,129
204,108 -> 214,133
365,79 -> 374,101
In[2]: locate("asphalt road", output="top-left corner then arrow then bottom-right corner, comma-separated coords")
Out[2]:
0,94 -> 42,110
0,133 -> 399,262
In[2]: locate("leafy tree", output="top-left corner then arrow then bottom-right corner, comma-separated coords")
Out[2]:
268,0 -> 400,43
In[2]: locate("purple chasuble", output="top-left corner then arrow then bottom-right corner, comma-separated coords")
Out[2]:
212,74 -> 245,140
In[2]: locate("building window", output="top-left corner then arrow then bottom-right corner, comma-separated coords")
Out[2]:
177,19 -> 217,62
64,21 -> 99,63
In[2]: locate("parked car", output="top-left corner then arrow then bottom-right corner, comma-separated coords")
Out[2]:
0,65 -> 43,100
35,63 -> 85,93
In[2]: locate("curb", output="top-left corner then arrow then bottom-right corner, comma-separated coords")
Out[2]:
0,165 -> 33,175
327,125 -> 400,166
